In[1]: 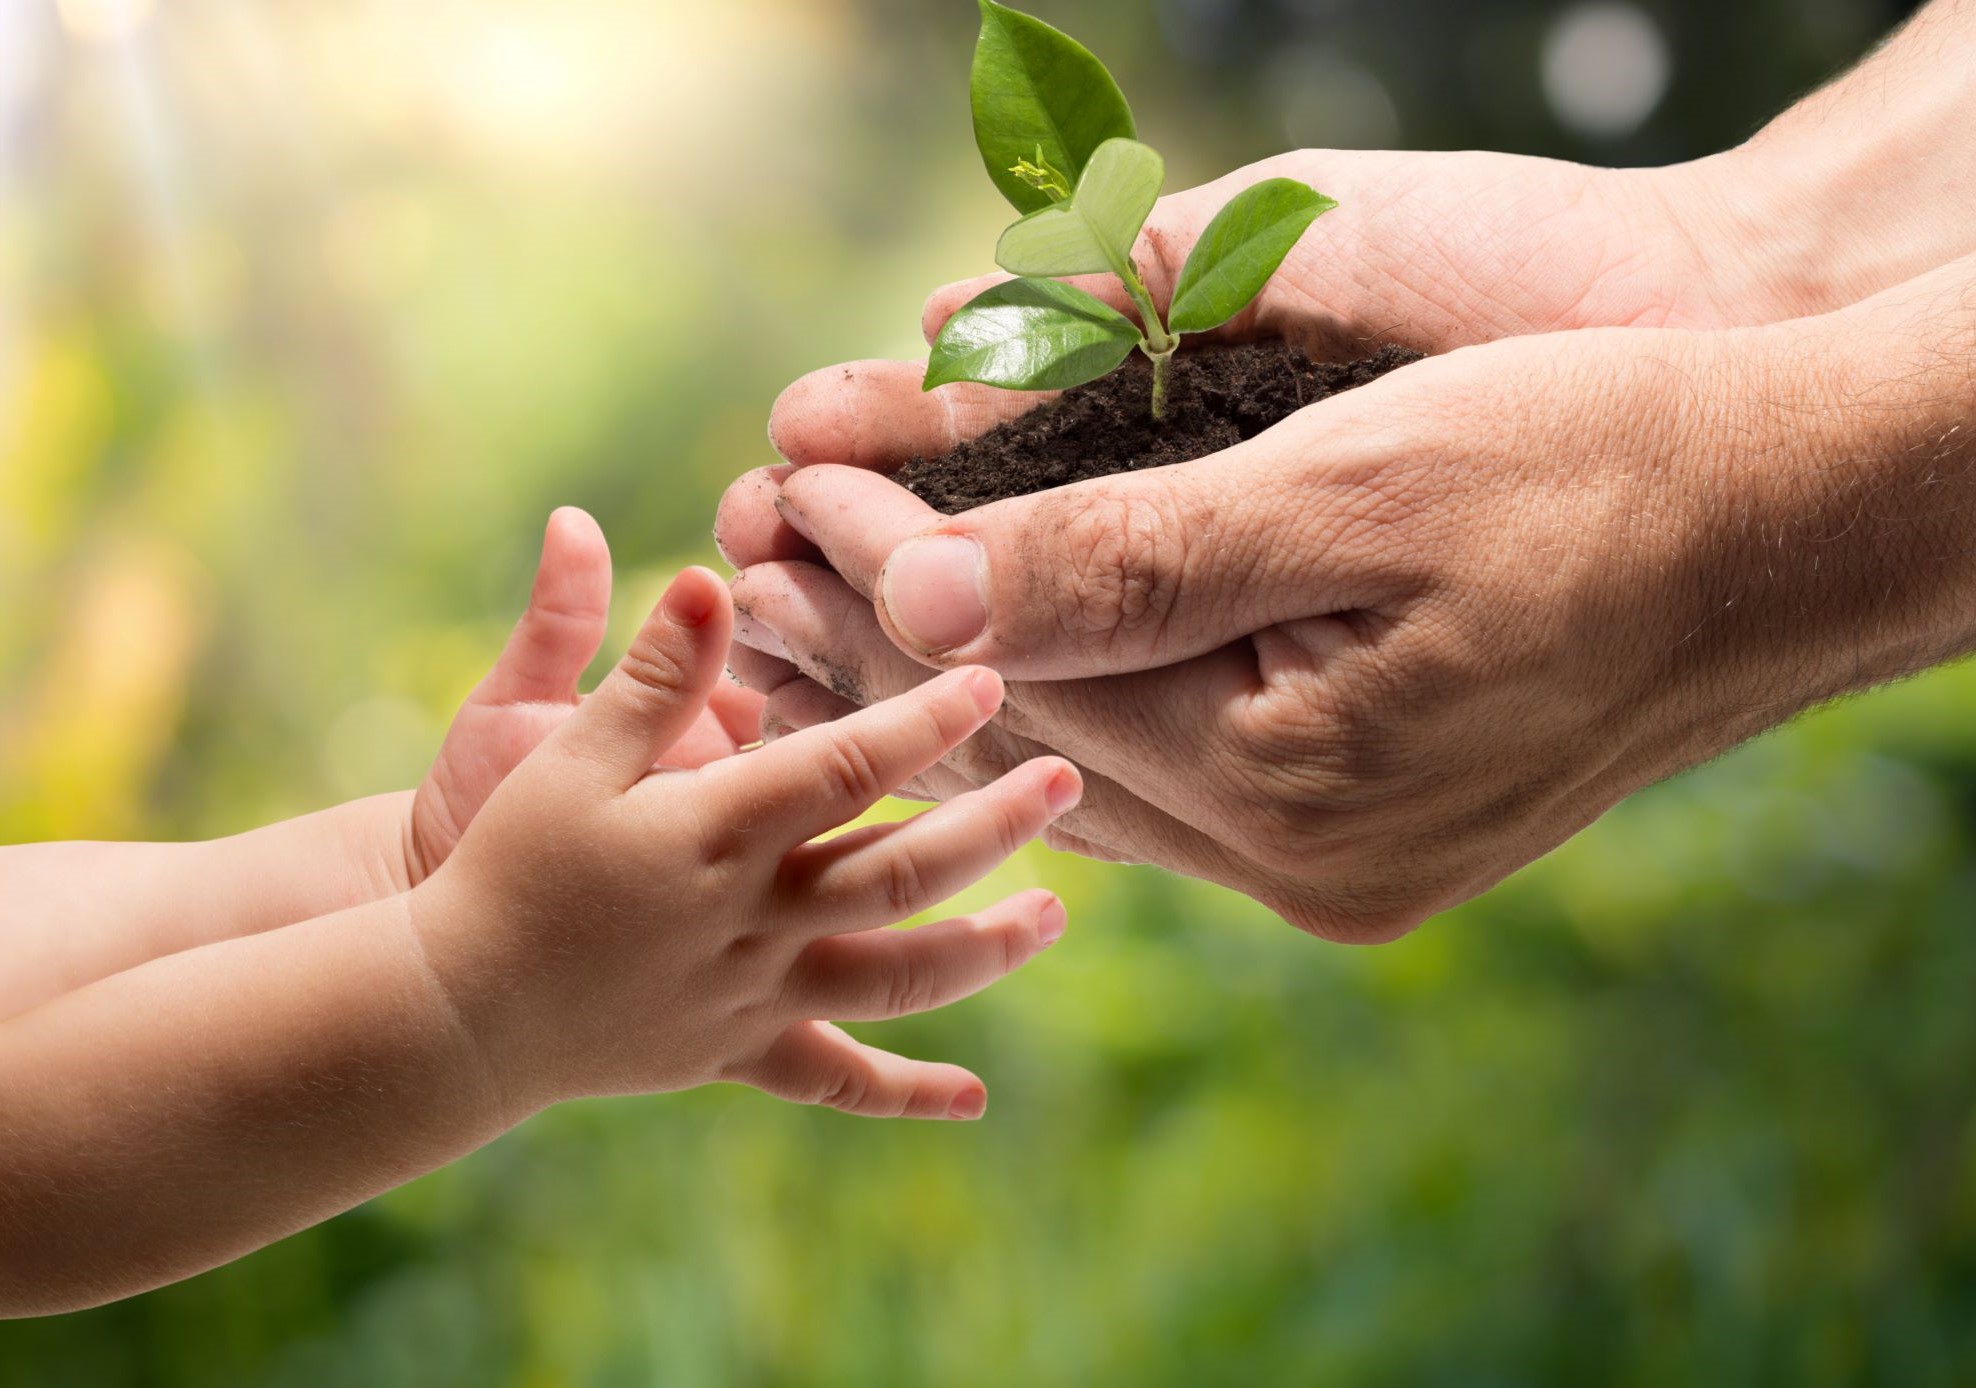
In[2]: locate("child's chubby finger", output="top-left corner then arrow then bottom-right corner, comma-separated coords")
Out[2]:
736,1020 -> 991,1121
693,665 -> 1005,848
782,889 -> 1066,1023
479,506 -> 612,705
759,680 -> 948,803
776,757 -> 1082,932
552,566 -> 732,786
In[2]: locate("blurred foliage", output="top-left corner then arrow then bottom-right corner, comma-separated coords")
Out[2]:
1,0 -> 1970,1383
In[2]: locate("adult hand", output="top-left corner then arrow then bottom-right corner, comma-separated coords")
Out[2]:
718,145 -> 1768,926
723,254 -> 1976,939
721,0 -> 1976,937
733,145 -> 1775,538
715,147 -> 1756,876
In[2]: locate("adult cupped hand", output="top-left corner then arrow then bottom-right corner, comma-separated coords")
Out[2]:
719,150 -> 1969,939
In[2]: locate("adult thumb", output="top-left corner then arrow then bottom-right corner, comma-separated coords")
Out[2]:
871,439 -> 1378,680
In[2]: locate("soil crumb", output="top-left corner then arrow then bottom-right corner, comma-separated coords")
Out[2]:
897,342 -> 1423,514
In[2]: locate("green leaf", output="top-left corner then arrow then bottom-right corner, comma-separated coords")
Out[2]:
972,0 -> 1136,215
995,138 -> 1164,278
923,277 -> 1143,392
1166,179 -> 1338,336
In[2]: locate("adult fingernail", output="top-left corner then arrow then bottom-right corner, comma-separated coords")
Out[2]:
948,1087 -> 988,1121
1043,765 -> 1082,817
1037,894 -> 1067,945
882,535 -> 988,655
772,493 -> 818,546
732,612 -> 790,660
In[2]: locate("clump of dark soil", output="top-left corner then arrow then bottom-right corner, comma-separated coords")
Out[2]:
896,342 -> 1423,514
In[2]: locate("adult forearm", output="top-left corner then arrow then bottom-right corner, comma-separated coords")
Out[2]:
1770,251 -> 1976,684
1659,251 -> 1976,761
0,792 -> 415,1020
1682,0 -> 1976,320
0,886 -> 507,1316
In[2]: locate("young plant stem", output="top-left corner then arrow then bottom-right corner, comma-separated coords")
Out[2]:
1112,256 -> 1178,421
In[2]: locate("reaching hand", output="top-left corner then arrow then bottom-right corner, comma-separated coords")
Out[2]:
415,567 -> 1082,1116
409,507 -> 764,884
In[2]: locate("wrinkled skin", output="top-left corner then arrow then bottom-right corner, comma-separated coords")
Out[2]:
718,148 -> 1976,940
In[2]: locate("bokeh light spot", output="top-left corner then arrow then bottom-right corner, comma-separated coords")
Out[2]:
1541,1 -> 1670,139
1264,46 -> 1402,151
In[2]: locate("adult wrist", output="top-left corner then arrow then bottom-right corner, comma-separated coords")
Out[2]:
1703,288 -> 1976,704
1647,147 -> 1827,324
1664,56 -> 1976,326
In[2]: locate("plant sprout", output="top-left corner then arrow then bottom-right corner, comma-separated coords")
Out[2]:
924,0 -> 1337,421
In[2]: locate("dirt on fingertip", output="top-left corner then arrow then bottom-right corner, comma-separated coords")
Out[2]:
895,342 -> 1424,515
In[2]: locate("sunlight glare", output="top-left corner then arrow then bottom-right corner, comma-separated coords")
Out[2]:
57,0 -> 157,44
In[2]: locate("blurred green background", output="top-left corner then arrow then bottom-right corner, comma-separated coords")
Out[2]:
4,0 -> 1972,1382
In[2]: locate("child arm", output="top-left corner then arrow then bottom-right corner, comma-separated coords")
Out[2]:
0,509 -> 760,1020
0,569 -> 1072,1316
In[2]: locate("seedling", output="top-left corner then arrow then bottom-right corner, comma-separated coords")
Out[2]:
924,0 -> 1337,420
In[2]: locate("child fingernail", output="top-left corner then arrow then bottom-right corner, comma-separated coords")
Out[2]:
961,666 -> 1003,716
948,1088 -> 987,1121
1037,895 -> 1067,945
1044,766 -> 1082,816
663,572 -> 719,627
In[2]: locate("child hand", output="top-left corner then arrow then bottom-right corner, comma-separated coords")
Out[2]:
408,508 -> 765,884
412,567 -> 1080,1121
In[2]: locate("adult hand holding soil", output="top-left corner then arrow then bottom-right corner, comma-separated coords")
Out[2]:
726,256 -> 1976,939
719,0 -> 1976,937
748,0 -> 1976,490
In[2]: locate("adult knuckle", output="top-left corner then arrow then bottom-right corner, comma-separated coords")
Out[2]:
1050,489 -> 1187,649
1223,666 -> 1402,815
